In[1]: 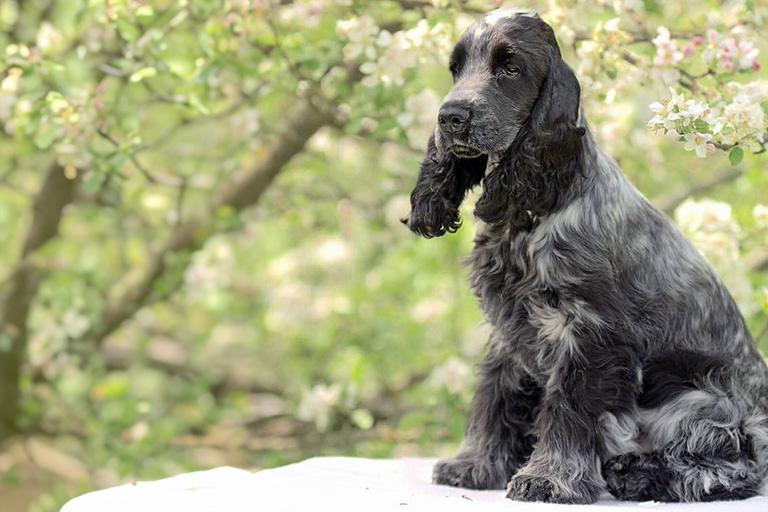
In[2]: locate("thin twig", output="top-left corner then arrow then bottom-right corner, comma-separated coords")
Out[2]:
174,177 -> 187,227
96,129 -> 184,187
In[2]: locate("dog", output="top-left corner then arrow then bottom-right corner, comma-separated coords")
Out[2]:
402,9 -> 768,504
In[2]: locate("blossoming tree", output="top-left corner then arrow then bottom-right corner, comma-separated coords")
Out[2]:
0,1 -> 766,510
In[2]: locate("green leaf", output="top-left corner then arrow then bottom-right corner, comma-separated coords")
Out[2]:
693,120 -> 710,133
83,171 -> 106,194
116,18 -> 140,42
729,147 -> 744,166
134,5 -> 155,19
107,152 -> 128,174
642,0 -> 663,16
351,409 -> 374,430
33,122 -> 60,149
129,66 -> 157,83
188,94 -> 210,115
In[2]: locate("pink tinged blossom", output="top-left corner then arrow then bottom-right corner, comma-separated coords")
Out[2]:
683,133 -> 714,158
693,36 -> 704,46
652,26 -> 684,66
738,41 -> 760,71
719,56 -> 736,72
720,38 -> 739,57
682,44 -> 695,58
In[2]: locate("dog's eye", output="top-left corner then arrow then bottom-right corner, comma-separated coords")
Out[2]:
449,62 -> 459,75
502,62 -> 520,77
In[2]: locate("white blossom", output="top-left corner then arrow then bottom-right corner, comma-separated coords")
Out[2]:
682,133 -> 715,158
184,237 -> 235,293
754,204 -> 768,229
336,17 -> 379,61
429,358 -> 474,395
36,22 -> 62,54
652,27 -> 684,67
675,199 -> 756,314
397,88 -> 441,147
297,383 -> 342,431
676,198 -> 739,235
313,237 -> 352,265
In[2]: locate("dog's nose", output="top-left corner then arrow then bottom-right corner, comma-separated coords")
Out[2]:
438,102 -> 470,133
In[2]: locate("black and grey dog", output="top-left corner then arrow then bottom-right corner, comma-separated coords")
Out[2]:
402,9 -> 768,504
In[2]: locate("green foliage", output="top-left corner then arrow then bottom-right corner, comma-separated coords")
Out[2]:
730,146 -> 744,166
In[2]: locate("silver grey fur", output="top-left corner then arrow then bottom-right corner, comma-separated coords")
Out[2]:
405,9 -> 768,504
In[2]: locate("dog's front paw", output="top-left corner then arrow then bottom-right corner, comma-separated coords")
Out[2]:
432,457 -> 507,490
603,452 -> 670,502
506,473 -> 600,504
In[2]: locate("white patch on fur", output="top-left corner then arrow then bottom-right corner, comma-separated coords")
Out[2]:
528,302 -> 569,343
599,411 -> 641,458
483,8 -> 537,26
642,390 -> 716,449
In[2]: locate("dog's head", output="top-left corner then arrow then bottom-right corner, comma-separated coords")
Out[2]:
403,10 -> 585,237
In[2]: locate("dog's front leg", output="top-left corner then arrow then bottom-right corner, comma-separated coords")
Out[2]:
433,354 -> 542,490
506,346 -> 639,504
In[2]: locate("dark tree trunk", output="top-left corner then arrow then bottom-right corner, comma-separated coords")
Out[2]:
0,164 -> 78,442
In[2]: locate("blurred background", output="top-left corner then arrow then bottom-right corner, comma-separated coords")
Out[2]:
0,0 -> 767,510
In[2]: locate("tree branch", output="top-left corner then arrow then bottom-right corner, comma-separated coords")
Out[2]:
83,103 -> 331,346
652,166 -> 743,213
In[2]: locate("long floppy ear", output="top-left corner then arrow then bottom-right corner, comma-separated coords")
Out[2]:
529,46 -> 585,158
526,49 -> 586,213
402,132 -> 487,238
475,46 -> 585,225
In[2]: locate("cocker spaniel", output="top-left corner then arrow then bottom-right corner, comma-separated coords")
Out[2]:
403,9 -> 768,504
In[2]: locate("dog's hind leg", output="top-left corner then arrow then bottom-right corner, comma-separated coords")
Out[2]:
603,448 -> 764,502
432,354 -> 542,490
603,380 -> 768,501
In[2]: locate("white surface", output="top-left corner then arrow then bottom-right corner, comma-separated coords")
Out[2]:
61,457 -> 768,512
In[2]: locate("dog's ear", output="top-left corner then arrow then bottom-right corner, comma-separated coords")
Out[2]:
475,47 -> 585,224
402,132 -> 487,238
529,47 -> 586,167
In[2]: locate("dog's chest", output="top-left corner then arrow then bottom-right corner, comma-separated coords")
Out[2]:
468,221 -> 568,376
468,221 -> 534,324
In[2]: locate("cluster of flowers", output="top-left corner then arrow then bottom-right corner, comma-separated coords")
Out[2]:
336,17 -> 452,87
647,83 -> 768,157
651,27 -> 691,68
702,29 -> 760,73
653,26 -> 760,70
651,26 -> 760,84
574,17 -> 642,96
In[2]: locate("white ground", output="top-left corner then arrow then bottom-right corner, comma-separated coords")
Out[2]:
61,457 -> 768,512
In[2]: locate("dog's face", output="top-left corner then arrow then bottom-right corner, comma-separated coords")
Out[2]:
404,10 -> 584,238
435,10 -> 559,160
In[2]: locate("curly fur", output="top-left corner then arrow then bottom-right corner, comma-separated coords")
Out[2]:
403,9 -> 768,504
